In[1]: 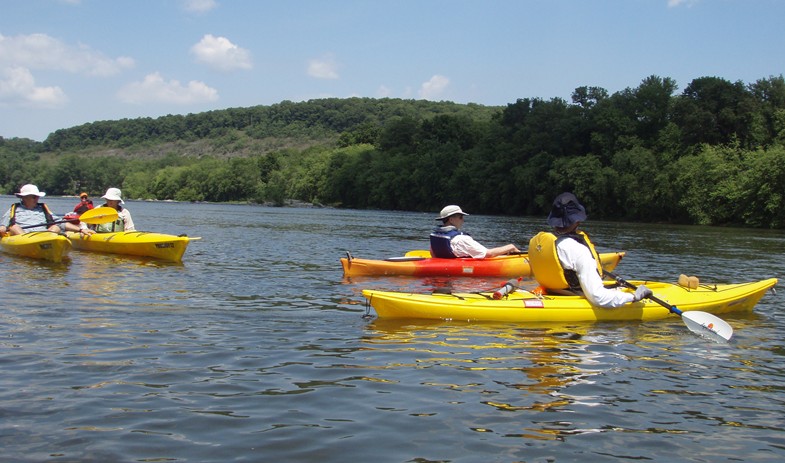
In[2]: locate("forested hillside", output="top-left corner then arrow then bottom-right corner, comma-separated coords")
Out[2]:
2,75 -> 784,228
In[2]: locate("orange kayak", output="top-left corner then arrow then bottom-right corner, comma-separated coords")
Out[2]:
342,251 -> 625,278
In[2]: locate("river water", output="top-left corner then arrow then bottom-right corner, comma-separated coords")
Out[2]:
1,196 -> 783,463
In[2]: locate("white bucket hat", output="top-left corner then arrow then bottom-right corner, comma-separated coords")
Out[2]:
15,184 -> 46,198
436,205 -> 468,220
101,187 -> 124,204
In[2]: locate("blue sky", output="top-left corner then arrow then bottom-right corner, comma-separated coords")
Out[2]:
1,0 -> 783,141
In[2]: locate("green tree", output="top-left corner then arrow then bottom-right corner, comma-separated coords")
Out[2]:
748,75 -> 785,146
673,77 -> 756,148
546,154 -> 614,219
740,145 -> 785,227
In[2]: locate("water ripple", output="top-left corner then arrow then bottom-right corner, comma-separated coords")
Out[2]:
1,197 -> 783,462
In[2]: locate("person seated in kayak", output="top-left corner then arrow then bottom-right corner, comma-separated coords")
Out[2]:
528,192 -> 652,308
0,184 -> 93,236
73,192 -> 94,215
430,205 -> 520,258
91,187 -> 135,233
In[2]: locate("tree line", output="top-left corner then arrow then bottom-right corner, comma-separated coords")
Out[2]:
1,74 -> 784,228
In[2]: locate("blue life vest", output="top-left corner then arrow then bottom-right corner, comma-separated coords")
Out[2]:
429,227 -> 470,258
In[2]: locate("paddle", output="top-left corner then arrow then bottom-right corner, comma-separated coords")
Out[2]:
604,271 -> 733,342
21,206 -> 119,230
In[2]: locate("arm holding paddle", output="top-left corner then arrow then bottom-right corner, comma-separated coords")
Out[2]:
633,285 -> 653,301
8,207 -> 117,235
2,184 -> 114,236
527,192 -> 732,342
4,221 -> 78,235
559,237 -> 651,307
605,271 -> 733,342
528,192 -> 651,308
2,184 -> 71,235
16,217 -> 92,235
1,207 -> 71,235
485,243 -> 521,257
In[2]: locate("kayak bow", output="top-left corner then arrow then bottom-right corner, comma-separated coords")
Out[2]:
0,232 -> 71,262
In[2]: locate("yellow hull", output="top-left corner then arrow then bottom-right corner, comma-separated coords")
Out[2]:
362,278 -> 778,323
66,231 -> 197,262
0,232 -> 71,263
343,251 -> 625,277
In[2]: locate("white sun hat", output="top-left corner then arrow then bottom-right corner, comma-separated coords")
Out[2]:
436,205 -> 469,220
101,187 -> 124,204
15,184 -> 46,198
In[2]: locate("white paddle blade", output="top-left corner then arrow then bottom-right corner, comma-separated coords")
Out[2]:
682,311 -> 733,342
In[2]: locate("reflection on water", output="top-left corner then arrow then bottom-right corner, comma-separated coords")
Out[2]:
0,196 -> 783,462
365,319 -> 593,391
362,319 -> 675,441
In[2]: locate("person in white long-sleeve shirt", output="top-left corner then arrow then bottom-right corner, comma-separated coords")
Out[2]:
528,192 -> 651,308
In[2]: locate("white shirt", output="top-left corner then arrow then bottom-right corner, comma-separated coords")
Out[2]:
118,208 -> 135,231
450,234 -> 488,258
556,237 -> 634,308
94,206 -> 135,232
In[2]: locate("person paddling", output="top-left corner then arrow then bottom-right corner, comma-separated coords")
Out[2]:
528,192 -> 651,307
0,184 -> 93,236
91,188 -> 135,233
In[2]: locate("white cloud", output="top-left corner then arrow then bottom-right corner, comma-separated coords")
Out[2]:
307,55 -> 339,79
191,34 -> 252,71
182,0 -> 218,14
0,66 -> 67,107
117,72 -> 218,104
419,75 -> 450,99
667,0 -> 698,7
0,33 -> 134,77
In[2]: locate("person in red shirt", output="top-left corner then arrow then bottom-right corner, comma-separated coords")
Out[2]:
73,192 -> 94,215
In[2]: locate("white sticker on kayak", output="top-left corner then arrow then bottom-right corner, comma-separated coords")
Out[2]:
524,300 -> 545,308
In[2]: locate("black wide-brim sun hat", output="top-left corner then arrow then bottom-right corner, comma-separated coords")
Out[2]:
547,192 -> 587,228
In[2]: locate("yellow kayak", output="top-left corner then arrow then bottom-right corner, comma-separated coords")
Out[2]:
66,231 -> 199,262
0,232 -> 71,263
343,251 -> 625,277
361,278 -> 778,323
